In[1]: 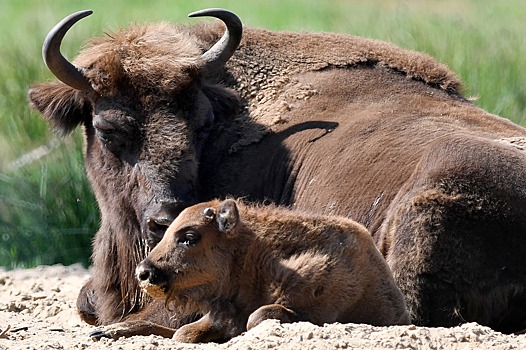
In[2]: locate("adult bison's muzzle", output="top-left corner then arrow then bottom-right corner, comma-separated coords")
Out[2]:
142,200 -> 190,249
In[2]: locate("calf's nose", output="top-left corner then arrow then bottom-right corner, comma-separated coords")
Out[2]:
136,259 -> 167,287
136,260 -> 153,283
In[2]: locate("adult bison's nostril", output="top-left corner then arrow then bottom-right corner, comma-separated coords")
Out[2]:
143,201 -> 189,248
145,216 -> 174,249
147,216 -> 171,235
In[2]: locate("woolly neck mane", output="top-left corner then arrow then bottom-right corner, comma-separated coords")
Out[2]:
237,28 -> 462,94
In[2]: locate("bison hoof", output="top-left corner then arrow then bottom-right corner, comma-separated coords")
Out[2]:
88,329 -> 112,340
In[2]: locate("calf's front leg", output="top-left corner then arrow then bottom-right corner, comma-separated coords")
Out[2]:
89,320 -> 176,340
247,304 -> 301,330
174,312 -> 233,343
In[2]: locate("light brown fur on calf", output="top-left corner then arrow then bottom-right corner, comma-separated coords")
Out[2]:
130,199 -> 410,343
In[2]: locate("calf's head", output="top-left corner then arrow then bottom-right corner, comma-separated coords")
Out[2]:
136,199 -> 240,304
28,10 -> 242,248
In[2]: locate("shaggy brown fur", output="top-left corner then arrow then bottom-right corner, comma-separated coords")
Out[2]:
29,11 -> 526,334
92,199 -> 409,342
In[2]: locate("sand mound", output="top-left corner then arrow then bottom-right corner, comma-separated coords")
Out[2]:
0,264 -> 524,349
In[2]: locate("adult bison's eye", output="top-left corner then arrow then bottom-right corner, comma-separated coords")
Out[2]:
177,231 -> 201,247
93,119 -> 127,155
95,127 -> 114,142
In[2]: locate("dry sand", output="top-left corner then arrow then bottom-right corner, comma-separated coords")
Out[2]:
0,264 -> 524,349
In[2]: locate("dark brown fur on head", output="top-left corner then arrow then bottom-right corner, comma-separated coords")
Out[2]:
28,21 -> 240,325
77,23 -> 202,99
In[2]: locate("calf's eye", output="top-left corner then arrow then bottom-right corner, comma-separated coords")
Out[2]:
177,231 -> 201,247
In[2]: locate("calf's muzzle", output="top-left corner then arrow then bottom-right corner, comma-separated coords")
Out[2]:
136,259 -> 164,286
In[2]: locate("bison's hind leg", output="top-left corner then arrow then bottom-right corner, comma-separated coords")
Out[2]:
378,136 -> 526,333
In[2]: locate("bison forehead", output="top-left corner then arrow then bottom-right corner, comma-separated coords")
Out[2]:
74,23 -> 204,97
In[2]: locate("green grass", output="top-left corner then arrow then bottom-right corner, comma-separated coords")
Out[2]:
1,0 -> 525,268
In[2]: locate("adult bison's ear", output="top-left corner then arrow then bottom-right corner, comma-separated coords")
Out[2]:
28,82 -> 92,135
217,199 -> 239,234
203,84 -> 241,123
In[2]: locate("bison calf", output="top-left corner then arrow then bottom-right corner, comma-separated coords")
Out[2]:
93,198 -> 410,342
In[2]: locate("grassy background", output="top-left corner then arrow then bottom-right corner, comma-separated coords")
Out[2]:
1,0 -> 525,268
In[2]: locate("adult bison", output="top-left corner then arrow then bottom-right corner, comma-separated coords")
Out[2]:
29,8 -> 526,334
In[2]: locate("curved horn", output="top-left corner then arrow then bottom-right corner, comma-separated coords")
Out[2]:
42,10 -> 94,92
188,8 -> 242,73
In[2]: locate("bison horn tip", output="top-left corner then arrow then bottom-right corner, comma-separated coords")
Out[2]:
187,8 -> 242,74
42,9 -> 95,92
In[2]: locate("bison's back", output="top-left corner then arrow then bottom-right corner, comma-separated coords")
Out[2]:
215,64 -> 525,231
208,49 -> 526,332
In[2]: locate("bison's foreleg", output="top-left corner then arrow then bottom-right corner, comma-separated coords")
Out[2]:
173,312 -> 228,343
174,300 -> 255,343
76,278 -> 98,325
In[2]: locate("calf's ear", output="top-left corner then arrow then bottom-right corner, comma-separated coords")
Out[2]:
217,199 -> 239,234
28,82 -> 92,135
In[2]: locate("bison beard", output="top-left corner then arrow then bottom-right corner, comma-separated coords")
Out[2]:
29,7 -> 526,336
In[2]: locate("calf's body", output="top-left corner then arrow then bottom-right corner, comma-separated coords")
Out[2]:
95,199 -> 410,343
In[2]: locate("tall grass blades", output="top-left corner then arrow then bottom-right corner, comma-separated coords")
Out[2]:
1,0 -> 524,268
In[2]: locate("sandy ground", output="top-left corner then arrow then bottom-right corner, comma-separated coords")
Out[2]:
0,264 -> 525,350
